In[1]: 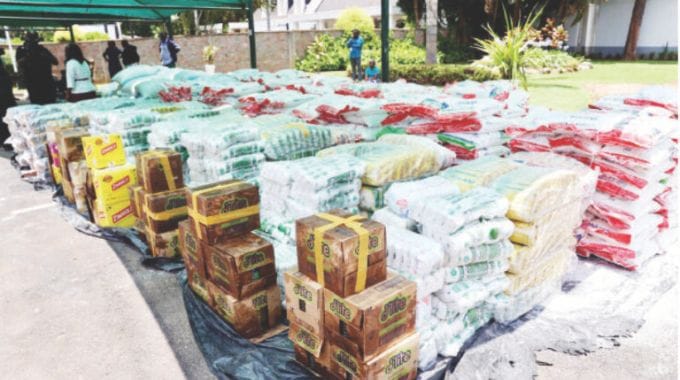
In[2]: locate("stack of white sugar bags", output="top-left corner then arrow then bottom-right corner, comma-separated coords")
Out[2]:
258,154 -> 366,289
439,155 -> 588,322
179,120 -> 263,186
371,176 -> 513,369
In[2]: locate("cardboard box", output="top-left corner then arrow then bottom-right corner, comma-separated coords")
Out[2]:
128,185 -> 146,218
144,188 -> 188,233
187,261 -> 212,307
178,220 -> 206,277
56,128 -> 89,162
284,270 -> 324,336
328,333 -> 419,380
92,163 -> 137,203
291,323 -> 331,376
82,134 -> 126,169
186,180 -> 260,245
146,228 -> 181,258
136,149 -> 184,193
204,233 -> 276,299
92,198 -> 136,228
296,209 -> 387,297
62,175 -> 75,203
68,160 -> 88,214
208,282 -> 281,339
324,274 -> 416,360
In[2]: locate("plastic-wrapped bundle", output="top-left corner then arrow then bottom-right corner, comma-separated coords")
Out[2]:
437,130 -> 509,160
112,65 -> 163,87
371,207 -> 419,232
439,155 -> 519,191
359,184 -> 390,211
259,155 -> 365,222
378,133 -> 457,169
258,122 -> 333,160
237,89 -> 316,116
316,141 -> 441,186
591,86 -> 677,118
292,93 -> 388,127
384,176 -> 459,218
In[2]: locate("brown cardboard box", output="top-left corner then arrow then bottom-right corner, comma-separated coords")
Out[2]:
128,185 -> 144,218
294,345 -> 337,379
290,323 -> 332,376
56,128 -> 89,163
144,188 -> 188,233
178,220 -> 206,278
136,149 -> 184,193
61,172 -> 75,204
328,332 -> 419,380
204,233 -> 277,299
186,180 -> 260,245
208,282 -> 281,339
324,274 -> 417,360
284,270 -> 324,336
187,261 -> 212,307
296,209 -> 387,297
146,228 -> 181,258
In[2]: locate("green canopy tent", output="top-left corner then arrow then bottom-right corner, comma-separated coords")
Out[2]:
0,0 -> 259,68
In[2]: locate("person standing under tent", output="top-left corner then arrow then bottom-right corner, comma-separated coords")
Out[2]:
159,32 -> 180,68
64,43 -> 96,102
346,29 -> 364,81
102,41 -> 123,80
0,48 -> 17,150
16,32 -> 58,105
121,40 -> 140,67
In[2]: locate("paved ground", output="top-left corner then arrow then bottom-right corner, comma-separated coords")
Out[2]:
0,158 -> 212,380
0,156 -> 676,379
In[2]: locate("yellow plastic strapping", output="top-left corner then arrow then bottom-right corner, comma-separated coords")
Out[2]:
144,205 -> 188,222
189,181 -> 253,239
313,213 -> 369,293
141,151 -> 176,191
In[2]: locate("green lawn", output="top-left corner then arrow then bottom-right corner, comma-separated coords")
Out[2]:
527,60 -> 678,111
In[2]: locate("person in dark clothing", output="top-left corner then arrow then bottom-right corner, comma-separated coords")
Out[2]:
16,32 -> 58,105
158,32 -> 180,68
120,40 -> 140,67
102,41 -> 123,80
0,48 -> 17,149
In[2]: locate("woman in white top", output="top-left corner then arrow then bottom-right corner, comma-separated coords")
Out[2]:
64,43 -> 96,102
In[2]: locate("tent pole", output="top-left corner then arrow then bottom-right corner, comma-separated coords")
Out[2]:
68,25 -> 75,41
381,0 -> 389,82
164,19 -> 173,38
246,0 -> 257,68
4,26 -> 17,72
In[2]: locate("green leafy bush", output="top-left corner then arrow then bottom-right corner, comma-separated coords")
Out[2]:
295,34 -> 348,72
334,8 -> 376,40
524,48 -> 583,71
53,27 -> 109,43
438,38 -> 477,63
296,34 -> 429,73
391,64 -> 500,85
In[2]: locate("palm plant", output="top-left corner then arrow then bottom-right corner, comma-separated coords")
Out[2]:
474,5 -> 543,89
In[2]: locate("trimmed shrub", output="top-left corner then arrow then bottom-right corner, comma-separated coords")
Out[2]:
391,64 -> 501,85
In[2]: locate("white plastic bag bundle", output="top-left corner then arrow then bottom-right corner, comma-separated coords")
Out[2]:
370,207 -> 419,231
384,226 -> 444,276
384,176 -> 460,218
378,133 -> 457,169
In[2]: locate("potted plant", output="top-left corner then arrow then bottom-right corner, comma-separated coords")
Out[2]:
203,45 -> 218,73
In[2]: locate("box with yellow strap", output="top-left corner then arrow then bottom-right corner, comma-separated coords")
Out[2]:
145,227 -> 181,258
295,210 -> 387,298
136,149 -> 184,194
186,180 -> 260,245
143,188 -> 188,233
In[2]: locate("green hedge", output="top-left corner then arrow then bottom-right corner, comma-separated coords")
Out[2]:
390,64 -> 500,85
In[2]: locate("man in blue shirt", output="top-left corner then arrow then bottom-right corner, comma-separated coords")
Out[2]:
346,29 -> 364,81
364,59 -> 380,82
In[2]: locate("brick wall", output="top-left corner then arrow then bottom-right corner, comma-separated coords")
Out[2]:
7,29 -> 423,83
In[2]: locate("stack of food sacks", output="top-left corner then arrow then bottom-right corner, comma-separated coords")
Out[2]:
506,110 -> 677,270
129,149 -> 187,257
439,155 -> 587,322
251,115 -> 334,161
288,209 -> 419,379
179,119 -> 263,186
258,155 -> 366,283
316,135 -> 451,214
388,183 -> 513,366
179,180 -> 282,339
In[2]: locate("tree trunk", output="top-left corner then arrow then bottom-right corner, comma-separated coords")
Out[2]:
425,0 -> 438,64
414,0 -> 421,27
624,0 -> 646,60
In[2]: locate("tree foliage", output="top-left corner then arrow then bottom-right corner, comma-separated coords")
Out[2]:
334,7 -> 376,39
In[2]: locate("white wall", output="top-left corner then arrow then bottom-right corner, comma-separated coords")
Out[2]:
567,0 -> 677,53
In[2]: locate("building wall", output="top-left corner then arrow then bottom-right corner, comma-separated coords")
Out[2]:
567,0 -> 678,55
18,29 -> 422,83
